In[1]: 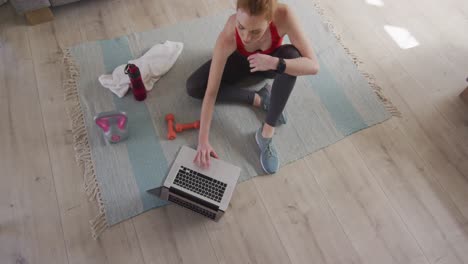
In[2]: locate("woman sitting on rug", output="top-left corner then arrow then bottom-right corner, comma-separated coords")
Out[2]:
187,0 -> 319,174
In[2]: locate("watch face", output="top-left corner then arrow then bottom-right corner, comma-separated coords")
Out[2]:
277,58 -> 286,73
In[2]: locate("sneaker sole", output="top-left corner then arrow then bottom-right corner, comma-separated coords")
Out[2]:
255,131 -> 280,174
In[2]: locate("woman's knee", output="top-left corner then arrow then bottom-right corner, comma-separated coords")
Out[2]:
186,75 -> 205,99
186,61 -> 211,99
277,44 -> 301,59
185,72 -> 206,99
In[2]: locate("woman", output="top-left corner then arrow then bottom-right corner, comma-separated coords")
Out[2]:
187,0 -> 319,174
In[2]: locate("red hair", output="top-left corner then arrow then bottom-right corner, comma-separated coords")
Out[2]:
236,0 -> 277,20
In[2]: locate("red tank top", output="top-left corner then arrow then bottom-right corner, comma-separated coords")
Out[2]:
235,22 -> 283,57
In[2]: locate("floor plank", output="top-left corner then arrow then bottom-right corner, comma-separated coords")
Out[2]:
205,183 -> 292,264
316,0 -> 468,178
254,160 -> 362,264
351,122 -> 468,263
27,3 -> 146,263
134,203 -> 240,264
0,9 -> 68,264
314,0 -> 468,220
306,145 -> 428,264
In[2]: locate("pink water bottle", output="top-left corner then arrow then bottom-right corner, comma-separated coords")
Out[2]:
124,63 -> 147,101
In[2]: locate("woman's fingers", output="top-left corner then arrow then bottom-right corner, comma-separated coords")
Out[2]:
205,151 -> 211,167
210,150 -> 219,159
247,54 -> 256,61
194,147 -> 219,168
250,58 -> 268,72
249,60 -> 257,70
250,65 -> 257,71
200,150 -> 207,167
196,150 -> 203,167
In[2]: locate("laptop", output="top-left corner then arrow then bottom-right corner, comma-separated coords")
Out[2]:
147,145 -> 241,221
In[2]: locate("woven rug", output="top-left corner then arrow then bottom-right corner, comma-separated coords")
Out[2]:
63,0 -> 399,238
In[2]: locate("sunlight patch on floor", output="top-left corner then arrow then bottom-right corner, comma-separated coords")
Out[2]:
366,0 -> 384,7
384,25 -> 420,49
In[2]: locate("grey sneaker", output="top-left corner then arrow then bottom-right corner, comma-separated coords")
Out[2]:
257,83 -> 288,125
255,127 -> 280,174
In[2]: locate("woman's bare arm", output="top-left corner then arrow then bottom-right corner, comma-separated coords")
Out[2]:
278,5 -> 319,76
194,17 -> 237,167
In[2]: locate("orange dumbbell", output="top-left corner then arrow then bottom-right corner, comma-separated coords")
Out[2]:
165,114 -> 177,140
175,120 -> 200,133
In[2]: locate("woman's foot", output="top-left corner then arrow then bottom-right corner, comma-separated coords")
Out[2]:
255,125 -> 279,174
254,84 -> 288,125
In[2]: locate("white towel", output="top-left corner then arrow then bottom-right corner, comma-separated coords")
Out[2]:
99,41 -> 184,98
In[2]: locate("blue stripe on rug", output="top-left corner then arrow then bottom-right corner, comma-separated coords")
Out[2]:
306,56 -> 367,136
100,37 -> 169,210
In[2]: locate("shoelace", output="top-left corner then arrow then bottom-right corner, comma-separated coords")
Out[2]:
264,142 -> 275,157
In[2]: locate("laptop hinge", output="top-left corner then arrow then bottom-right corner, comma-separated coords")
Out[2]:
170,186 -> 219,211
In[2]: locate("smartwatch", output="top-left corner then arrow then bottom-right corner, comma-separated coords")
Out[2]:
276,57 -> 286,74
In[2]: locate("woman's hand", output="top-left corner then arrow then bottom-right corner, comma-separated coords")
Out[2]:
247,53 -> 279,72
194,140 -> 219,168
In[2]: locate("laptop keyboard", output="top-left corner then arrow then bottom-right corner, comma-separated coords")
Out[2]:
174,166 -> 227,203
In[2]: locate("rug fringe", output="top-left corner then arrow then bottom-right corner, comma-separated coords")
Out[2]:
62,49 -> 109,240
311,1 -> 402,117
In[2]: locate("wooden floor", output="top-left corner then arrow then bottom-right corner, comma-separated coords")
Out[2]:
1,0 -> 468,263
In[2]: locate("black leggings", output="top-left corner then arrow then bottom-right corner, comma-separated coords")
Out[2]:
186,44 -> 301,127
